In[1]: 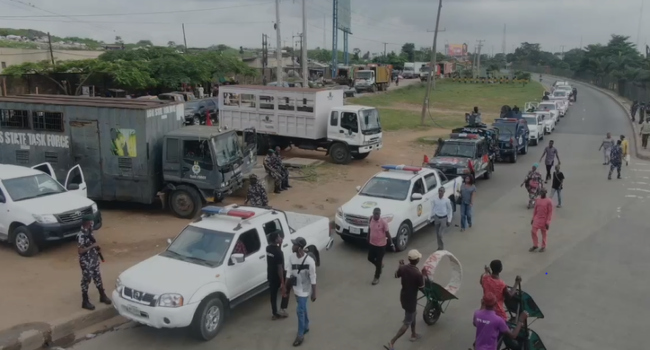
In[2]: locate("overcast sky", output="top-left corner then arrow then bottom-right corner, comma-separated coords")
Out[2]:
0,0 -> 647,55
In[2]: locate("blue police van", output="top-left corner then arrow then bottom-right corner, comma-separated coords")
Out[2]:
492,118 -> 529,163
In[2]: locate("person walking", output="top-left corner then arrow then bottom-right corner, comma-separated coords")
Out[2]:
286,237 -> 317,347
640,103 -> 646,125
245,174 -> 269,207
608,140 -> 623,180
640,118 -> 650,149
78,215 -> 111,310
620,135 -> 630,166
598,132 -> 615,165
367,207 -> 394,285
459,176 -> 476,232
267,232 -> 289,320
384,249 -> 424,350
473,293 -> 528,350
550,164 -> 564,208
529,189 -> 553,253
430,187 -> 453,251
631,100 -> 639,122
539,140 -> 560,183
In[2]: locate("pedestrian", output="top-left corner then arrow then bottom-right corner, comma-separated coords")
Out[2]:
539,140 -> 560,183
78,215 -> 111,310
286,237 -> 317,347
273,146 -> 292,190
197,84 -> 205,99
598,132 -> 615,165
480,260 -> 520,322
396,75 -> 400,86
631,100 -> 639,122
644,103 -> 650,125
459,176 -> 476,232
430,187 -> 453,251
572,87 -> 578,102
641,118 -> 650,149
367,207 -> 394,285
267,232 -> 289,320
384,249 -> 424,350
245,174 -> 268,207
608,140 -> 623,180
550,164 -> 564,208
640,103 -> 646,125
530,189 -> 553,253
473,293 -> 528,350
620,135 -> 630,166
263,149 -> 283,194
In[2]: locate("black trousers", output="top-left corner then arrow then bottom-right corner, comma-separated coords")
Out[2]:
269,278 -> 290,316
643,134 -> 649,148
367,245 -> 386,279
545,163 -> 553,181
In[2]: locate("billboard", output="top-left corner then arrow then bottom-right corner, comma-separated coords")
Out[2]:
446,43 -> 468,57
338,0 -> 351,32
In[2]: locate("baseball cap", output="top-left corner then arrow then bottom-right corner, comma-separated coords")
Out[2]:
482,293 -> 497,307
407,249 -> 422,260
291,237 -> 307,248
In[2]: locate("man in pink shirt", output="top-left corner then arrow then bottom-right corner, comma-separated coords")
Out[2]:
530,189 -> 553,253
368,207 -> 394,285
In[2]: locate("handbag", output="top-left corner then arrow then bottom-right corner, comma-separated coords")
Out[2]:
287,255 -> 309,287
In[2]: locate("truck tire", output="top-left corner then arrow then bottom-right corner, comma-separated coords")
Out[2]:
394,222 -> 412,252
192,115 -> 201,125
329,143 -> 352,164
169,185 -> 203,219
483,165 -> 492,179
371,84 -> 377,93
510,151 -> 517,163
12,226 -> 39,257
352,152 -> 370,160
190,296 -> 225,341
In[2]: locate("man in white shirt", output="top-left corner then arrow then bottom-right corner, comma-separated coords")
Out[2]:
430,187 -> 453,250
286,237 -> 317,346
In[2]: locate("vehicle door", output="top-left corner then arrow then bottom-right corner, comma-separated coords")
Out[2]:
31,162 -> 57,182
421,173 -> 439,224
64,165 -> 88,197
206,99 -> 219,118
180,138 -> 214,188
262,218 -> 291,273
338,111 -> 360,142
475,141 -> 489,174
227,228 -> 266,298
536,115 -> 544,135
162,137 -> 182,182
241,128 -> 258,176
409,177 -> 427,227
0,185 -> 10,238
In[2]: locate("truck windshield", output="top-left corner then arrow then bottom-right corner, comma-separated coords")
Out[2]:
213,133 -> 243,166
495,125 -> 516,136
404,67 -> 414,72
356,71 -> 372,80
360,177 -> 411,201
163,225 -> 234,267
523,116 -> 537,125
3,174 -> 66,202
438,142 -> 475,158
359,108 -> 381,132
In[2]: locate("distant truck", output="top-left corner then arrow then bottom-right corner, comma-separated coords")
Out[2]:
0,95 -> 257,219
218,85 -> 383,164
354,64 -> 392,93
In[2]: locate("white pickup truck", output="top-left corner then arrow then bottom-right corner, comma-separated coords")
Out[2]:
334,165 -> 461,251
112,205 -> 334,341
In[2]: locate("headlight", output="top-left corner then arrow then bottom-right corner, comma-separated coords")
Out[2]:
381,214 -> 394,223
32,214 -> 58,224
91,203 -> 98,213
115,277 -> 123,293
158,293 -> 184,308
336,207 -> 344,218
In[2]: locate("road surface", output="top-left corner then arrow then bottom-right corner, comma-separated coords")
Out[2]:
69,79 -> 650,350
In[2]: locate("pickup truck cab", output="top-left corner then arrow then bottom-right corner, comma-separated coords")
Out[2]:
522,113 -> 545,145
334,165 -> 461,251
549,91 -> 569,116
492,118 -> 529,163
0,163 -> 101,257
427,133 -> 494,181
538,101 -> 560,123
113,205 -> 333,341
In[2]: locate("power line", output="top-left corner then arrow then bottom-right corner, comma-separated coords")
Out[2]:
306,22 -> 399,45
0,18 -> 272,25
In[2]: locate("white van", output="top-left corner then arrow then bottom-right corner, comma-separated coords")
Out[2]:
0,163 -> 101,256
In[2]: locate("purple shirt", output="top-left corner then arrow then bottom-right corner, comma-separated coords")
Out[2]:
473,309 -> 510,350
543,146 -> 558,165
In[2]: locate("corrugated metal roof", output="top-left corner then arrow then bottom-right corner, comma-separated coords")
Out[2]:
221,85 -> 327,93
0,94 -> 182,110
165,125 -> 234,138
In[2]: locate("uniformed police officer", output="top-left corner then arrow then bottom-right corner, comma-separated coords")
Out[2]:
245,174 -> 269,207
273,146 -> 291,190
263,149 -> 283,193
78,215 -> 111,310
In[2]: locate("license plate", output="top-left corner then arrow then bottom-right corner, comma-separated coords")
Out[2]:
125,305 -> 141,316
349,226 -> 361,234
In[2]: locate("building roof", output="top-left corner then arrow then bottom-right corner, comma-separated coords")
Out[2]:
0,95 -> 182,110
165,125 -> 235,138
0,164 -> 41,181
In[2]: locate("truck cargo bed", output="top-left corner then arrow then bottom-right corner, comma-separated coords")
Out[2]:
285,211 -> 329,232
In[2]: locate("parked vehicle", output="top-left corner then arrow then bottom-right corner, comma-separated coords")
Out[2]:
218,85 -> 383,164
0,164 -> 101,257
354,64 -> 391,93
549,91 -> 569,116
113,205 -> 334,341
537,101 -> 561,122
335,165 -> 461,251
158,93 -> 185,102
328,85 -> 356,98
492,118 -> 529,163
403,63 -> 416,78
536,111 -> 555,134
184,98 -> 218,125
427,133 -> 494,180
522,113 -> 545,145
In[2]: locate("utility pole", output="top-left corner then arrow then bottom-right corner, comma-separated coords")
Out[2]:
182,24 -> 188,52
301,0 -> 308,86
383,43 -> 387,60
47,32 -> 55,66
560,45 -> 565,59
275,0 -> 283,84
292,33 -> 301,75
323,15 -> 327,49
476,40 -> 485,78
420,0 -> 443,126
262,34 -> 269,85
637,0 -> 645,49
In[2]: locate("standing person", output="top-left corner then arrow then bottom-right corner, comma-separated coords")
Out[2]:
550,164 -> 564,208
598,132 -> 615,165
273,146 -> 291,190
620,135 -> 630,166
367,207 -> 394,285
430,187 -> 453,251
197,84 -> 205,99
473,293 -> 528,350
572,87 -> 578,102
263,149 -> 283,194
384,250 -> 424,350
480,260 -> 520,322
469,106 -> 482,124
459,176 -> 476,232
245,174 -> 268,207
267,232 -> 289,320
640,103 -> 646,125
641,118 -> 650,149
539,140 -> 560,183
78,215 -> 111,310
530,189 -> 553,252
608,140 -> 623,180
286,237 -> 317,347
631,100 -> 639,122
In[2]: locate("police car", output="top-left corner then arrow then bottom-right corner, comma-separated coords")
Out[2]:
335,165 -> 461,251
426,133 -> 494,181
492,118 -> 529,163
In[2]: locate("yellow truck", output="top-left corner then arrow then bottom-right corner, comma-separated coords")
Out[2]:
354,64 -> 392,93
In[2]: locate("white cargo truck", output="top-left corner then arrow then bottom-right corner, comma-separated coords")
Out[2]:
218,85 -> 383,164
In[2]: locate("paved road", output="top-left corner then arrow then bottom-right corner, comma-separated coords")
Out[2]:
354,77 -> 421,97
70,79 -> 650,350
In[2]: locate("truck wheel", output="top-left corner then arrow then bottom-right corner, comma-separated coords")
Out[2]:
190,296 -> 225,341
483,166 -> 491,180
352,152 -> 369,160
12,226 -> 39,257
510,151 -> 517,163
192,115 -> 201,125
394,222 -> 412,252
330,143 -> 352,164
169,185 -> 203,219
371,85 -> 377,93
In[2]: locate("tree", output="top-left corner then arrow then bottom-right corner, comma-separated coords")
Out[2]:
353,48 -> 361,60
401,43 -> 415,61
115,36 -> 124,45
136,40 -> 153,46
362,51 -> 370,60
167,41 -> 176,48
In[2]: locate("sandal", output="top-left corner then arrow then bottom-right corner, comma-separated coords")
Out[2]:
293,337 -> 304,347
383,343 -> 395,350
409,334 -> 422,342
528,246 -> 538,252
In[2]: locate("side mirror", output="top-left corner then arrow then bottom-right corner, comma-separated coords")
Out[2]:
68,183 -> 80,190
355,185 -> 361,192
230,253 -> 245,264
167,238 -> 172,245
0,194 -> 5,203
411,193 -> 423,201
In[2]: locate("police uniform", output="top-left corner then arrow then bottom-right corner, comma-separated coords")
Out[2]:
272,153 -> 291,189
78,214 -> 111,310
263,151 -> 283,193
246,175 -> 269,207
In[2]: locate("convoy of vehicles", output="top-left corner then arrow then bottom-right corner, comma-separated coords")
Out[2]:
492,118 -> 529,163
335,165 -> 461,251
113,205 -> 334,341
427,133 -> 494,181
354,64 -> 392,93
218,85 -> 383,164
549,91 -> 569,116
522,113 -> 545,145
538,101 -> 561,122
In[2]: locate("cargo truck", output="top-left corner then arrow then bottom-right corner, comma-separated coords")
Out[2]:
354,64 -> 392,93
0,95 -> 257,219
218,85 -> 383,164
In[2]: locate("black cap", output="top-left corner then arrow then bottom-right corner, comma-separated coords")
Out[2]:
291,237 -> 307,249
82,214 -> 94,222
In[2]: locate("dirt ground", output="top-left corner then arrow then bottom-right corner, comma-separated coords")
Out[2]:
0,127 -> 450,330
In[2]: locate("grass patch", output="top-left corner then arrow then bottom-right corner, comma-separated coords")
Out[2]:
378,108 -> 466,131
416,136 -> 443,145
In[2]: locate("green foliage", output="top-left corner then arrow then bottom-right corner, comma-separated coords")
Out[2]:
0,39 -> 38,49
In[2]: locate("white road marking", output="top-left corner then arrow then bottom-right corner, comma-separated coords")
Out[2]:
627,188 -> 650,193
631,169 -> 650,172
634,182 -> 649,185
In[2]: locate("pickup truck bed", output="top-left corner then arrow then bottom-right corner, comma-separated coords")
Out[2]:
286,211 -> 329,232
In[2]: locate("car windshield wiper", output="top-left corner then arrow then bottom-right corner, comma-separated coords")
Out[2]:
183,256 -> 214,266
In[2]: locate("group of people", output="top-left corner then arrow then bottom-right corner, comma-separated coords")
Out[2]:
630,101 -> 650,149
599,132 -> 629,180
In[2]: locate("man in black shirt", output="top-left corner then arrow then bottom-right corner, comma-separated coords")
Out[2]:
550,164 -> 564,208
266,232 -> 289,319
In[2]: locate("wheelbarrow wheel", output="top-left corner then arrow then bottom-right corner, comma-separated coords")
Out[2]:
423,301 -> 441,325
